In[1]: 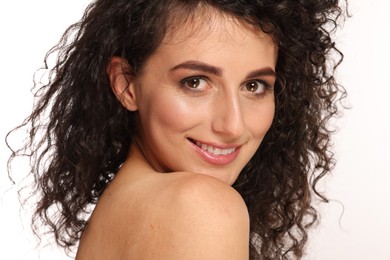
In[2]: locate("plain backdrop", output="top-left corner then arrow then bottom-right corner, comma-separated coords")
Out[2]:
1,0 -> 389,259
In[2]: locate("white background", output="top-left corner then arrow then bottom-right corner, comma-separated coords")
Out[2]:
1,0 -> 389,259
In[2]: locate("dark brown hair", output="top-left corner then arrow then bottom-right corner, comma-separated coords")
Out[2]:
7,0 -> 347,259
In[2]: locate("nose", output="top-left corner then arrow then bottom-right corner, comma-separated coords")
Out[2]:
211,90 -> 246,138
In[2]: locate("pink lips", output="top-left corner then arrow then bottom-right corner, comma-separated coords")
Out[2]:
188,139 -> 241,165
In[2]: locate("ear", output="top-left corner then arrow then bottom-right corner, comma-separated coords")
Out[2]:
107,56 -> 138,111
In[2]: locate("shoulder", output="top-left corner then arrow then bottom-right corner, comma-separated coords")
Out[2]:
165,173 -> 249,220
140,173 -> 250,259
78,172 -> 250,259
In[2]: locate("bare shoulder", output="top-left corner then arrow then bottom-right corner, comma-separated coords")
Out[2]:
166,173 -> 249,221
77,172 -> 249,259
141,173 -> 250,259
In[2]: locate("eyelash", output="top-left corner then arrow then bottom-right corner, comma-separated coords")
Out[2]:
241,79 -> 273,98
179,76 -> 273,98
179,76 -> 209,93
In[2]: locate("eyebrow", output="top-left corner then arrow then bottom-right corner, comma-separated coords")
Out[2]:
169,60 -> 276,79
246,67 -> 276,79
170,61 -> 223,76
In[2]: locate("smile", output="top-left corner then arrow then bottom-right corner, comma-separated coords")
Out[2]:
194,140 -> 236,156
187,138 -> 241,165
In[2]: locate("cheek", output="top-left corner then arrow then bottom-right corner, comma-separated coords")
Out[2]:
139,92 -> 202,132
246,102 -> 275,138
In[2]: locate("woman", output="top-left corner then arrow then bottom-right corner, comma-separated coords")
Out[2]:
7,0 -> 347,259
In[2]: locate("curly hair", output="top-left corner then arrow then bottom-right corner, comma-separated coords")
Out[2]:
7,0 -> 347,259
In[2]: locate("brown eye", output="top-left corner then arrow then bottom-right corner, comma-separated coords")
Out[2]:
241,79 -> 273,98
186,78 -> 202,88
245,82 -> 260,92
243,80 -> 265,94
180,76 -> 208,91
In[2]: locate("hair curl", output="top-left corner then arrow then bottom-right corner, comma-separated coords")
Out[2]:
7,0 -> 347,259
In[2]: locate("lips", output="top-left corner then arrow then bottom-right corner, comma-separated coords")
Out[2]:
194,140 -> 236,156
188,138 -> 240,165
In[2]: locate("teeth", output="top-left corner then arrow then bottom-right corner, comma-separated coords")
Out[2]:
195,141 -> 236,155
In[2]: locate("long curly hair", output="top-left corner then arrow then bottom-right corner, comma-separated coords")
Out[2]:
7,0 -> 347,259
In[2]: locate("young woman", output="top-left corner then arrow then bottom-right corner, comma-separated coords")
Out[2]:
8,0 -> 347,259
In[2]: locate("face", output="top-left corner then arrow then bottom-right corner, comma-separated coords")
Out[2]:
132,9 -> 277,185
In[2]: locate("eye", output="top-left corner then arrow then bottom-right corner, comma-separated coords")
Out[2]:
241,80 -> 270,96
179,76 -> 209,91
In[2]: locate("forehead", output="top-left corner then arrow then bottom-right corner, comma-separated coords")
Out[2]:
134,5 -> 279,79
147,7 -> 277,68
162,6 -> 275,48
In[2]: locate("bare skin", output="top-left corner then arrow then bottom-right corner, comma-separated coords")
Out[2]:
76,144 -> 250,259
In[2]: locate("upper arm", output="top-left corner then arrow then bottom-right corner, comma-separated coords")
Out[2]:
140,175 -> 250,260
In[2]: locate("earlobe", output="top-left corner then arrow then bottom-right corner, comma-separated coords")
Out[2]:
107,57 -> 138,111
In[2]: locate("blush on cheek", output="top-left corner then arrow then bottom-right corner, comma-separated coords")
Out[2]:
147,94 -> 203,132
